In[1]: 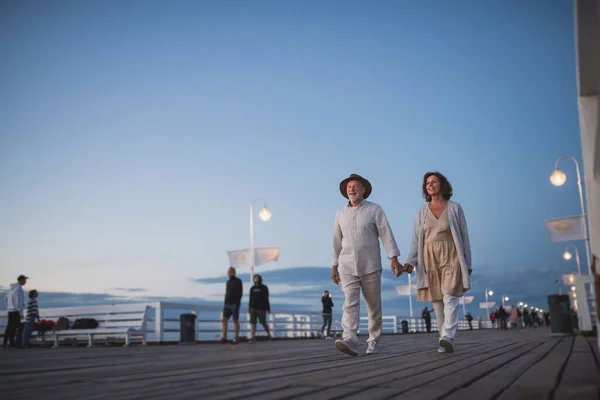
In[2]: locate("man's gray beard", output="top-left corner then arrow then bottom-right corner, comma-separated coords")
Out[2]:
348,195 -> 362,203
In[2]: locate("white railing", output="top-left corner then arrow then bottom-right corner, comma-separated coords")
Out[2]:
0,302 -> 491,344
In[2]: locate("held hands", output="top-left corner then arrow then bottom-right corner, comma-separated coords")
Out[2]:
391,258 -> 403,277
403,263 -> 414,274
331,266 -> 341,285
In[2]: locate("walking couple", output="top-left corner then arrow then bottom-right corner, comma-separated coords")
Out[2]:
332,173 -> 472,356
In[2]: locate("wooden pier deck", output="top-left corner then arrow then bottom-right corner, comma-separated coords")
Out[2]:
1,329 -> 598,400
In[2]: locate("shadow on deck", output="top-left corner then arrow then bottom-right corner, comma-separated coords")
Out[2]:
0,329 -> 598,400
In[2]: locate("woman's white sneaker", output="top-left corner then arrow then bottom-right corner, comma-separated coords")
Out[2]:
439,336 -> 454,353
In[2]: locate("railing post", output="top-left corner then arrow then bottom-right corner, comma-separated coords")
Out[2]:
156,303 -> 164,343
392,316 -> 398,334
270,312 -> 276,339
193,306 -> 199,341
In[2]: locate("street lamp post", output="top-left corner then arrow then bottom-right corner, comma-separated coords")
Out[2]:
249,198 -> 272,285
562,244 -> 582,276
502,296 -> 509,307
550,156 -> 592,274
485,289 -> 494,320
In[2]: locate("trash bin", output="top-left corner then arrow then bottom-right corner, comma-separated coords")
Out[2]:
547,295 -> 573,335
180,313 -> 197,343
401,320 -> 409,334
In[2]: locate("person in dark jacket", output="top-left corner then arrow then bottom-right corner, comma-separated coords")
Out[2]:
220,267 -> 243,344
249,274 -> 272,342
465,312 -> 473,330
422,307 -> 433,333
321,290 -> 334,338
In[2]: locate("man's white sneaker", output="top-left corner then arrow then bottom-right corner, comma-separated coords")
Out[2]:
439,336 -> 454,353
437,346 -> 446,353
366,341 -> 379,355
335,339 -> 359,356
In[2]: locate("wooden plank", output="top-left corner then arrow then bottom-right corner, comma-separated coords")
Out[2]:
388,338 -> 543,398
2,329 -> 596,400
553,336 -> 600,399
444,337 -> 559,399
495,336 -> 574,400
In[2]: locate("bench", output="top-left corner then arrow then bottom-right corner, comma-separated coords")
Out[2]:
38,304 -> 150,348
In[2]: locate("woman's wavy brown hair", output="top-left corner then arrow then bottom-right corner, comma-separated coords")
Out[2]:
422,172 -> 453,202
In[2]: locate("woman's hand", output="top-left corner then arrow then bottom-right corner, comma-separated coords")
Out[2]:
403,263 -> 414,274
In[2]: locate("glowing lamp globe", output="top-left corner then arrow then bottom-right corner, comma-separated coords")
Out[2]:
258,206 -> 272,222
504,296 -> 509,302
563,251 -> 573,261
487,290 -> 494,296
571,286 -> 576,292
550,169 -> 567,186
519,302 -> 524,307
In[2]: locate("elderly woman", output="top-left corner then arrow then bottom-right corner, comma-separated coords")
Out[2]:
404,172 -> 472,353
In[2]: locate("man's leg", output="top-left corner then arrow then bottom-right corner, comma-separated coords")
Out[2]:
221,318 -> 228,340
3,312 -> 19,348
340,273 -> 361,344
442,295 -> 460,339
232,305 -> 240,341
432,301 -> 445,337
321,314 -> 327,336
326,314 -> 332,337
233,321 -> 240,339
361,271 -> 382,344
261,313 -> 272,338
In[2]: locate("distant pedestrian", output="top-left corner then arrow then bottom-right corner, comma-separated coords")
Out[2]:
422,307 -> 433,333
522,308 -> 530,328
530,309 -> 539,328
332,174 -> 402,357
220,267 -> 243,344
510,305 -> 519,330
21,290 -> 40,348
498,306 -> 508,330
3,275 -> 28,349
248,274 -> 272,342
321,290 -> 334,339
465,312 -> 473,330
404,172 -> 472,354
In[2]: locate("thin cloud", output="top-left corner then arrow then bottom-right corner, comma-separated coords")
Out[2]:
109,287 -> 148,293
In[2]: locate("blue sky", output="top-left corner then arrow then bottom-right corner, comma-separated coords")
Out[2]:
0,1 -> 587,317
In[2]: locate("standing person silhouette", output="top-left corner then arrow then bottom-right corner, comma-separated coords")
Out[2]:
321,290 -> 334,338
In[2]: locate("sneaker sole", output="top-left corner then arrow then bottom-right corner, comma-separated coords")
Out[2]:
335,341 -> 358,357
439,339 -> 454,353
366,350 -> 379,355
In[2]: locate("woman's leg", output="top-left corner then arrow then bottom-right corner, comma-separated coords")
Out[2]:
442,295 -> 460,339
432,301 -> 445,337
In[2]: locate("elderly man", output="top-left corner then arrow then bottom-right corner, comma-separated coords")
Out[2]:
332,174 -> 402,356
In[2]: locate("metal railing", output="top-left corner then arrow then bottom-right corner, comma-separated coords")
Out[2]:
0,302 -> 491,344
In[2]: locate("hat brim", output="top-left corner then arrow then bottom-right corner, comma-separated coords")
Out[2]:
340,176 -> 372,199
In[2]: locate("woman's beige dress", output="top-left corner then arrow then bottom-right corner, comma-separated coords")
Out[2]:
417,206 -> 464,302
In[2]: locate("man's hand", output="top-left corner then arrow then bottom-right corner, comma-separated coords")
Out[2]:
391,257 -> 403,277
404,263 -> 414,274
331,266 -> 340,285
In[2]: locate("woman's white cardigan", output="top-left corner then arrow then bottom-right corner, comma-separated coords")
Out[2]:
405,201 -> 472,292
